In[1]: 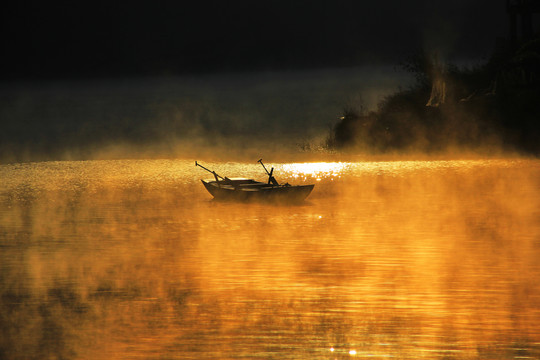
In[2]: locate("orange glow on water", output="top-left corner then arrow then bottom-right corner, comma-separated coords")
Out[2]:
1,159 -> 540,359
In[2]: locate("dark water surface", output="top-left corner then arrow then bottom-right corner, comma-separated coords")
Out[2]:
1,159 -> 540,359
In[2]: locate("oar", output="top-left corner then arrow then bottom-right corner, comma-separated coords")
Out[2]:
257,159 -> 270,176
257,159 -> 279,185
195,161 -> 225,182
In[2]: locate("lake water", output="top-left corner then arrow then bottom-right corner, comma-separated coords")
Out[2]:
1,158 -> 540,359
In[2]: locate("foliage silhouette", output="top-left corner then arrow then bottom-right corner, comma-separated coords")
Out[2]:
327,34 -> 540,155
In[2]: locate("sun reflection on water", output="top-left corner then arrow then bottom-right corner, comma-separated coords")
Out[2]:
281,162 -> 350,181
278,159 -> 533,184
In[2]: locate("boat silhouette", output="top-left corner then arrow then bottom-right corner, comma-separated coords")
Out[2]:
196,159 -> 314,202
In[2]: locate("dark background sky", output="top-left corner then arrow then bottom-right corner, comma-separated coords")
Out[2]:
3,0 -> 508,80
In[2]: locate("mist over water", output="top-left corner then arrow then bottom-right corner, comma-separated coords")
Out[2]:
0,67 -> 411,163
1,159 -> 539,359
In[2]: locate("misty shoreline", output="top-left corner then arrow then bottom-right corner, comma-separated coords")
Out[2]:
2,55 -> 539,164
1,66 -> 411,164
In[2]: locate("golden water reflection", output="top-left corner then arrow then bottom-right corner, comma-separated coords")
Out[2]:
1,159 -> 540,359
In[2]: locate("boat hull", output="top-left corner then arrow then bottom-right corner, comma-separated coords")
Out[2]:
201,179 -> 314,203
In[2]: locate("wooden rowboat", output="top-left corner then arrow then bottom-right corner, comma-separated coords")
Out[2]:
196,160 -> 314,203
201,177 -> 314,202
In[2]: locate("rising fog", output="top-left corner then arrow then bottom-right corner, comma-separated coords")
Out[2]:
0,67 -> 411,163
